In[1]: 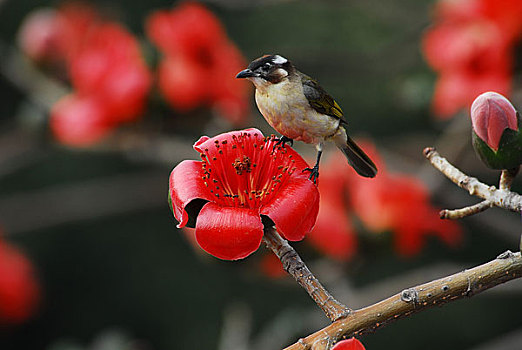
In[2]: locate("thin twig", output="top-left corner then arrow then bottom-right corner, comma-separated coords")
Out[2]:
500,168 -> 520,190
439,200 -> 493,219
423,147 -> 522,213
440,168 -> 519,219
262,227 -> 350,322
284,250 -> 522,350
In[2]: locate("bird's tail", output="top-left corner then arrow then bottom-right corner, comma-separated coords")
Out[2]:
335,131 -> 377,178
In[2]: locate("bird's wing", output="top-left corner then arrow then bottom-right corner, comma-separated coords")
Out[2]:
300,73 -> 346,123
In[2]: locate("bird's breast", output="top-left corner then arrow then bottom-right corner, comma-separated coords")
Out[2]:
254,81 -> 339,144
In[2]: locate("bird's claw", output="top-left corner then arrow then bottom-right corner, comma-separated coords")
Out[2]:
273,136 -> 294,151
303,165 -> 319,183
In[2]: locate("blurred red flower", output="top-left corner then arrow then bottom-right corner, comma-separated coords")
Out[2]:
422,0 -> 522,118
50,22 -> 152,146
58,26 -> 149,145
431,68 -> 511,118
169,128 -> 319,260
17,2 -> 101,65
306,155 -> 357,261
0,238 -> 39,324
146,2 -> 250,125
331,338 -> 366,350
50,94 -> 112,146
350,172 -> 461,256
310,141 -> 461,258
19,2 -> 152,146
68,23 -> 152,123
349,142 -> 461,256
479,0 -> 522,40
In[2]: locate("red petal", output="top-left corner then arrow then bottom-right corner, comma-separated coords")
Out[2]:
162,2 -> 226,59
487,101 -> 510,150
0,240 -> 40,323
471,91 -> 518,150
158,56 -> 208,112
100,63 -> 151,122
195,202 -> 264,260
393,224 -> 425,256
332,338 -> 366,350
308,197 -> 356,261
145,10 -> 177,54
193,128 -> 264,153
432,73 -> 471,118
169,160 -> 213,228
260,178 -> 319,241
471,99 -> 490,143
57,2 -> 100,58
50,94 -> 112,146
208,42 -> 251,125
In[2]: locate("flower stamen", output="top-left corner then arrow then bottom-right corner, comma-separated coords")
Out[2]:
198,132 -> 299,209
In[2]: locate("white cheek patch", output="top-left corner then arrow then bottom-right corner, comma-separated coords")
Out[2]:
272,55 -> 288,64
275,68 -> 288,78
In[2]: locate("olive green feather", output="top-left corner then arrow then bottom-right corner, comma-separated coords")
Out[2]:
299,72 -> 345,122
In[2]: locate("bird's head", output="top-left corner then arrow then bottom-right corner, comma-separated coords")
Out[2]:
236,54 -> 294,89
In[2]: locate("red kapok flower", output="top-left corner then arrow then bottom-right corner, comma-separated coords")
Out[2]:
50,93 -> 112,146
331,338 -> 366,350
470,91 -> 518,150
157,55 -> 208,112
422,20 -> 510,74
146,2 -> 227,58
350,172 -> 462,256
169,128 -> 319,260
68,23 -> 152,122
49,22 -> 151,146
0,238 -> 39,324
422,18 -> 513,118
421,0 -> 519,118
146,2 -> 251,125
431,68 -> 511,117
480,0 -> 522,41
17,2 -> 101,65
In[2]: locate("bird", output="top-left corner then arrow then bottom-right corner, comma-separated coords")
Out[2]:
236,54 -> 377,182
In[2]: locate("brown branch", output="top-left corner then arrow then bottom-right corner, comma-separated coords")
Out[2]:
262,227 -> 350,322
423,147 -> 522,213
284,250 -> 522,350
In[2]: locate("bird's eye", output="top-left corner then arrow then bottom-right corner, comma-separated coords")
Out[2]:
262,63 -> 271,71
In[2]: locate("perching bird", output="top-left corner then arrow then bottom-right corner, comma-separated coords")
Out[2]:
236,54 -> 377,181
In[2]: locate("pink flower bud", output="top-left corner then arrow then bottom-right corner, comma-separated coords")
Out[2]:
470,91 -> 518,151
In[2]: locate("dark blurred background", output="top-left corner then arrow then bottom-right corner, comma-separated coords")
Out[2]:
0,0 -> 521,349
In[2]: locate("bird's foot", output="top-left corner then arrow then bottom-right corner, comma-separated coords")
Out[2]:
273,136 -> 293,151
303,164 -> 320,184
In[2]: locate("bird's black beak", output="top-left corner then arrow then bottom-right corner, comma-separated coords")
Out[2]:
236,69 -> 256,79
